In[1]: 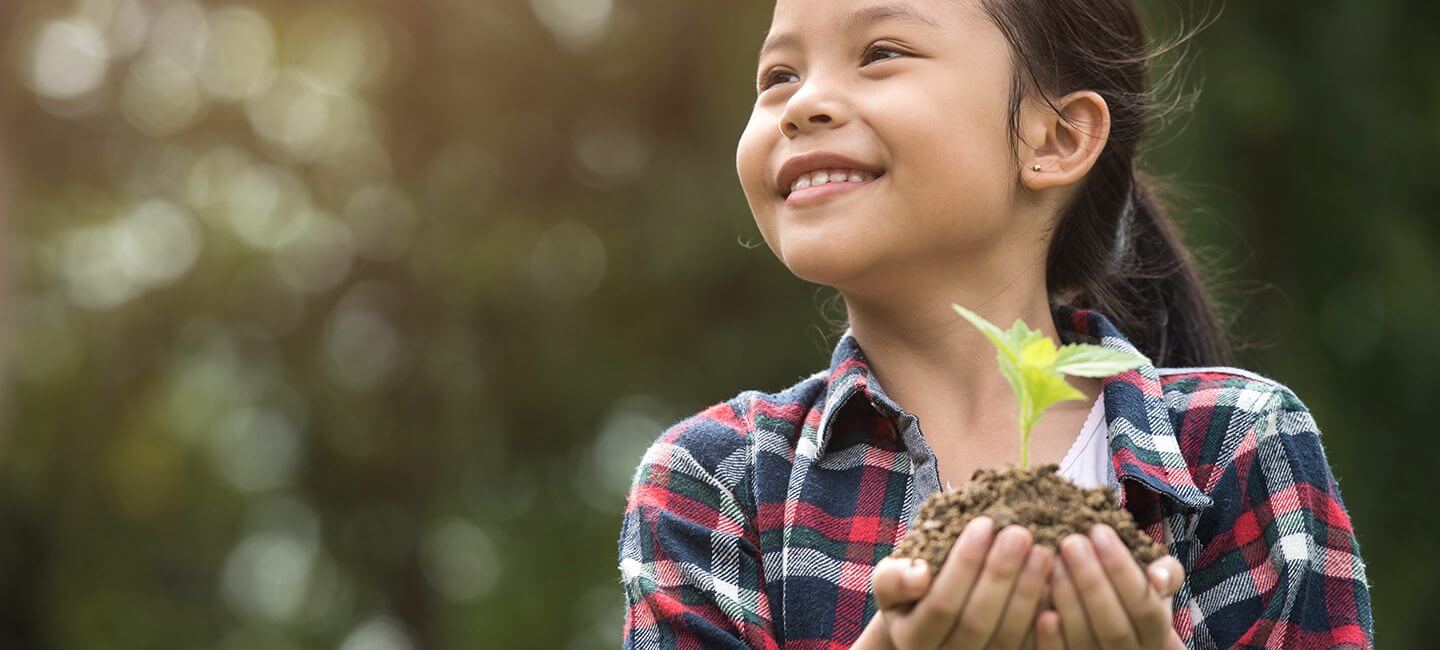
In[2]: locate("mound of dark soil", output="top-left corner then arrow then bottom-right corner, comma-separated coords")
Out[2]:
890,464 -> 1165,572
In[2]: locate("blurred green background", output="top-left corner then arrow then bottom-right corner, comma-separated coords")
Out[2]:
0,0 -> 1432,647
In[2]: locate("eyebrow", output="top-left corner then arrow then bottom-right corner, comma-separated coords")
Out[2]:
757,2 -> 942,62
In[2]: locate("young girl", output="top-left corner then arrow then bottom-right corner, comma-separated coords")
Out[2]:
618,0 -> 1372,648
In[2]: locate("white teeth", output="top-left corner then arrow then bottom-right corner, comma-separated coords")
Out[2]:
789,168 -> 879,194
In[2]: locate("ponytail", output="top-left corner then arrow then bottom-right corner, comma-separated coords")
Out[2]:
1049,169 -> 1232,367
978,0 -> 1231,368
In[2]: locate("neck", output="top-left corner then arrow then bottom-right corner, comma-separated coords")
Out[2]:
841,276 -> 1099,438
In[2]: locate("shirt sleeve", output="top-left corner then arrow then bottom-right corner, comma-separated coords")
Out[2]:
617,404 -> 781,650
1184,387 -> 1373,648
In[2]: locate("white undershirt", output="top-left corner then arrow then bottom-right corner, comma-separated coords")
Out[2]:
1057,393 -> 1110,489
940,394 -> 1111,493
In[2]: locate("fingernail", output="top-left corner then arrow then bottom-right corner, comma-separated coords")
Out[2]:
1090,524 -> 1113,550
960,518 -> 992,547
1150,565 -> 1170,589
906,560 -> 928,586
1002,527 -> 1028,553
1061,534 -> 1087,555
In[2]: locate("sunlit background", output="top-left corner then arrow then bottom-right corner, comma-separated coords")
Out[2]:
0,0 -> 1433,647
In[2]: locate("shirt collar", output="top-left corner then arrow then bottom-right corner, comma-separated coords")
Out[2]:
809,303 -> 1213,510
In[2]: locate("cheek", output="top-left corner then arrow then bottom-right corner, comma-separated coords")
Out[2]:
882,93 -> 1014,226
735,113 -> 775,206
900,101 -> 1008,184
735,112 -> 788,257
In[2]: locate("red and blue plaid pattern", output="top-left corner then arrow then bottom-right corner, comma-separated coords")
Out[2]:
618,304 -> 1372,648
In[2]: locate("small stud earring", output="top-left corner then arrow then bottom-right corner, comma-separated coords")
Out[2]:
1031,163 -> 1043,172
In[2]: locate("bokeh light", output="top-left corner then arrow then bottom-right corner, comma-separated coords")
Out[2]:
26,18 -> 110,100
0,0 -> 1431,647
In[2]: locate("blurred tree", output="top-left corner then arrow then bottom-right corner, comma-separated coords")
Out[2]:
0,0 -> 1431,647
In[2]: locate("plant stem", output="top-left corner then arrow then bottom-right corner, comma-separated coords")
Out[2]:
1018,412 -> 1030,470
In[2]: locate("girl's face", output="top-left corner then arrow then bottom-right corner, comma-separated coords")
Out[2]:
736,0 -> 1030,292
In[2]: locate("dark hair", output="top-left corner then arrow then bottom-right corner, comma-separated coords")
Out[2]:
818,1 -> 1235,367
978,0 -> 1232,367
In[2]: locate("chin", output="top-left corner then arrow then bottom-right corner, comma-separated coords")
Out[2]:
773,234 -> 877,289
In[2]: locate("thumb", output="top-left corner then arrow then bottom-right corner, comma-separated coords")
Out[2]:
873,557 -> 930,611
1147,556 -> 1184,597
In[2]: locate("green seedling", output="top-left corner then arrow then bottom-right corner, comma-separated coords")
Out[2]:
950,303 -> 1148,469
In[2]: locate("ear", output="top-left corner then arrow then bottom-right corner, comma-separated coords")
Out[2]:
1018,90 -> 1111,191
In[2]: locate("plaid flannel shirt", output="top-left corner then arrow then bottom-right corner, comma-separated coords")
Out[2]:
618,303 -> 1372,649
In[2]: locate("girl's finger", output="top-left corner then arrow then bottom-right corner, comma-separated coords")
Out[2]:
1088,525 -> 1171,645
872,556 -> 931,612
1060,534 -> 1140,650
943,525 -> 1033,650
894,516 -> 995,648
1050,562 -> 1096,650
1026,583 -> 1051,649
987,544 -> 1054,649
1035,610 -> 1067,650
1147,556 -> 1185,597
1019,619 -> 1038,650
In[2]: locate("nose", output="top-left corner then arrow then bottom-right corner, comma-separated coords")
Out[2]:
779,114 -> 831,138
778,76 -> 847,138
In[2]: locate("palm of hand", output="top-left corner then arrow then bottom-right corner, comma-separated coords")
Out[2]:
867,518 -> 1185,650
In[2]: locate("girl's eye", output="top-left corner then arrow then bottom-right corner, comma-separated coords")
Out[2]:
862,43 -> 905,65
756,44 -> 906,93
758,69 -> 799,92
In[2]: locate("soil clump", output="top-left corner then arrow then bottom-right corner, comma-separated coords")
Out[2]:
890,464 -> 1166,572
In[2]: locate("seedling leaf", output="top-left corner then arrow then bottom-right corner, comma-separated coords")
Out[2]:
1052,344 -> 1148,377
950,302 -> 1149,469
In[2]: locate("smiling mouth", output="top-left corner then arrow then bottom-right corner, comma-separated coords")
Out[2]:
781,170 -> 887,199
782,174 -> 885,207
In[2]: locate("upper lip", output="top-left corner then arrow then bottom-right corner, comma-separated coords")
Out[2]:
776,152 -> 885,197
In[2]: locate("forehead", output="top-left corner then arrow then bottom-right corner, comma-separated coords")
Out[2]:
760,0 -> 980,58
